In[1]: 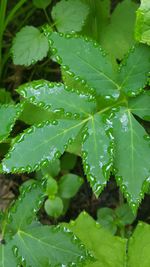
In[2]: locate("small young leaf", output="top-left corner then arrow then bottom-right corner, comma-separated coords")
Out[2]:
135,0 -> 150,46
45,196 -> 63,218
12,26 -> 49,66
64,212 -> 126,267
58,173 -> 83,199
113,107 -> 150,211
129,91 -> 150,121
17,80 -> 96,117
97,208 -> 117,235
128,222 -> 150,267
1,119 -> 86,173
115,204 -> 135,226
46,176 -> 58,196
43,29 -> 120,100
52,0 -> 89,32
118,44 -> 150,96
82,113 -> 114,196
33,0 -> 52,9
41,159 -> 60,177
0,104 -> 21,143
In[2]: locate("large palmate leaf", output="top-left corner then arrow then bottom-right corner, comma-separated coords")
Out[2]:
1,119 -> 86,173
12,26 -> 49,66
135,0 -> 150,46
118,44 -> 150,96
128,222 -> 150,267
129,91 -> 150,121
0,104 -> 21,143
0,183 -> 91,267
82,113 -> 114,196
43,30 -> 120,100
100,0 -> 138,60
17,80 -> 96,118
113,107 -> 150,211
51,0 -> 89,32
0,242 -> 17,267
63,212 -> 127,267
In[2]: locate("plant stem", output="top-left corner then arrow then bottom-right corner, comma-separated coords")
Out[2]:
0,0 -> 7,80
3,0 -> 27,30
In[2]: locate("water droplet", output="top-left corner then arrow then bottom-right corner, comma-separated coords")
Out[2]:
12,246 -> 19,257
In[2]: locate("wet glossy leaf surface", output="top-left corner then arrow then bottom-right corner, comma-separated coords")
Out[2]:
0,183 -> 90,267
46,31 -> 120,100
113,107 -> 150,211
82,113 -> 114,196
129,91 -> 150,121
0,104 -> 21,143
1,119 -> 86,173
118,44 -> 150,96
17,80 -> 96,118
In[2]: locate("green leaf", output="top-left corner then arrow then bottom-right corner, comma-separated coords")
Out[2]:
45,176 -> 58,196
33,0 -> 52,9
81,0 -> 110,44
40,159 -> 60,177
13,223 -> 89,267
44,29 -> 120,100
0,89 -> 13,104
20,102 -> 56,125
51,0 -> 89,32
115,204 -> 135,226
97,208 -> 117,235
0,241 -> 17,267
17,80 -> 96,118
118,44 -> 150,97
58,173 -> 83,198
44,196 -> 63,218
129,91 -> 150,121
82,113 -> 114,196
1,119 -> 86,173
63,211 -> 127,267
128,222 -> 150,267
135,0 -> 150,46
113,107 -> 150,212
4,182 -> 44,234
0,183 -> 91,267
12,26 -> 49,66
0,104 -> 21,143
100,0 -> 138,60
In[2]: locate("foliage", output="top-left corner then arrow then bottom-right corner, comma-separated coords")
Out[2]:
0,182 -> 91,267
135,0 -> 150,46
64,211 -> 150,267
1,29 -> 149,213
0,0 -> 150,266
97,204 -> 135,236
